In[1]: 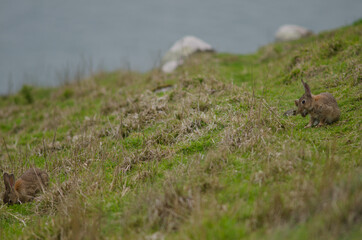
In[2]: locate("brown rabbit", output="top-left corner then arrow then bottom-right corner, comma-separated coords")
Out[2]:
3,168 -> 49,205
295,79 -> 340,128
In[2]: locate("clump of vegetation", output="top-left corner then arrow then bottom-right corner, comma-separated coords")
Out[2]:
0,20 -> 361,239
20,85 -> 34,104
61,88 -> 74,100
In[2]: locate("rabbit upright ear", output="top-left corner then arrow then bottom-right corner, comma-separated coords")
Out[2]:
301,79 -> 312,97
9,174 -> 15,186
3,173 -> 11,190
3,173 -> 15,190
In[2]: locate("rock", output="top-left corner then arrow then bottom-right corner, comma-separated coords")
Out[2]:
161,36 -> 214,73
161,60 -> 181,73
153,84 -> 174,93
275,25 -> 313,42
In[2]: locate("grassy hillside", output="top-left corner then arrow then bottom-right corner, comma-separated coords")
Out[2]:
0,21 -> 361,239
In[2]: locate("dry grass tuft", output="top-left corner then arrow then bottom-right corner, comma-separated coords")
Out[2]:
29,200 -> 102,240
149,184 -> 195,231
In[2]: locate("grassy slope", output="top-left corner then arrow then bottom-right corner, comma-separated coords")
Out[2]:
0,21 -> 361,239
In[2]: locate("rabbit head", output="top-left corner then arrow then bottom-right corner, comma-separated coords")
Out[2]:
295,79 -> 313,117
3,173 -> 19,205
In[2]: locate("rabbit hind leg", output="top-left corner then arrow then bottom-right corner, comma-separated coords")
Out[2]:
317,118 -> 326,127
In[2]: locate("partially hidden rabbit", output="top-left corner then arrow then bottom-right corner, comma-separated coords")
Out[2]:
3,168 -> 49,205
295,80 -> 340,128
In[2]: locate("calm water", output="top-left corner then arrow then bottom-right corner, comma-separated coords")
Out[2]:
0,0 -> 361,94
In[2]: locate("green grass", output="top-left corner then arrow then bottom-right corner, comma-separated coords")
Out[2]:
0,20 -> 361,239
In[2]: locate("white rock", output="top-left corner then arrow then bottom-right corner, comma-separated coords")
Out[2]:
168,36 -> 213,52
275,24 -> 313,42
161,60 -> 182,73
161,36 -> 214,73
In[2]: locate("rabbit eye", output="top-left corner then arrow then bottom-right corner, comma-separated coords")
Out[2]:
302,100 -> 306,104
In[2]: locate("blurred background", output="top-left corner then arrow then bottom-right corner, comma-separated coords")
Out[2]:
0,0 -> 361,95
